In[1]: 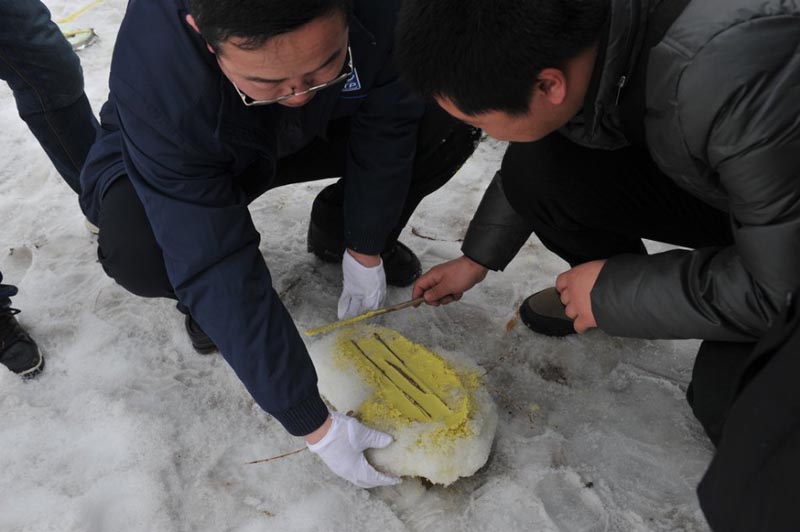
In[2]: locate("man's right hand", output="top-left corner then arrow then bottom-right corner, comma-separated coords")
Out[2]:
412,255 -> 489,306
306,412 -> 400,489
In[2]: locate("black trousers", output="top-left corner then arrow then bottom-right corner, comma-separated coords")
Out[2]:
97,103 -> 479,302
697,292 -> 800,532
500,133 -> 754,431
500,134 -> 800,529
500,132 -> 734,265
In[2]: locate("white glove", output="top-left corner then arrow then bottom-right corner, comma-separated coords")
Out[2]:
338,251 -> 387,319
307,412 -> 401,488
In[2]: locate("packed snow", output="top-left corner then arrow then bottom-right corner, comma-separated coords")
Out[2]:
309,324 -> 498,486
0,1 -> 713,530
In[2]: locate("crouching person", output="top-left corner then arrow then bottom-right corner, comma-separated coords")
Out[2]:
79,0 -> 478,486
396,0 -> 800,525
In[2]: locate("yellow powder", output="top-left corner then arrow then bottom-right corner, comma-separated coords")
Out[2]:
333,325 -> 482,446
305,308 -> 389,337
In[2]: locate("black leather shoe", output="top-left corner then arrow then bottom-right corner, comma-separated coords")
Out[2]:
0,308 -> 45,378
519,288 -> 576,337
307,218 -> 345,263
309,222 -> 422,288
381,241 -> 422,287
184,314 -> 217,354
307,183 -> 346,262
307,193 -> 422,287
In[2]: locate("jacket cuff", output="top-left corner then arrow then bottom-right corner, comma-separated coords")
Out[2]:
591,255 -> 639,337
461,172 -> 534,271
344,229 -> 388,256
271,393 -> 330,437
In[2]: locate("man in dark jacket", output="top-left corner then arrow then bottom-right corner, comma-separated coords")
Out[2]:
396,0 -> 800,526
80,0 -> 477,487
1,0 -> 99,378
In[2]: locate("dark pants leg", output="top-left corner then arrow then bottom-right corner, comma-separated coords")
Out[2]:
0,271 -> 19,309
686,341 -> 756,446
0,0 -> 98,194
499,132 -> 733,266
286,102 -> 480,255
500,132 -> 745,441
97,178 -> 174,301
96,104 -> 478,305
696,292 -> 800,531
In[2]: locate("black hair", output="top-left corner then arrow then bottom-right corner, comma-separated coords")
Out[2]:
396,0 -> 608,116
191,0 -> 353,53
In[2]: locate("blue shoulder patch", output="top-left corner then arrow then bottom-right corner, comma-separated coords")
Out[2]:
342,67 -> 362,92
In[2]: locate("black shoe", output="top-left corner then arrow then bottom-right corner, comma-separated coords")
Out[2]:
0,308 -> 45,378
519,288 -> 576,337
307,195 -> 422,287
307,217 -> 345,263
184,314 -> 217,354
307,183 -> 347,262
309,222 -> 422,288
381,241 -> 422,287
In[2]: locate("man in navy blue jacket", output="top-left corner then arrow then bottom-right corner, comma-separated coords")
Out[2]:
1,0 -> 98,379
79,0 -> 477,487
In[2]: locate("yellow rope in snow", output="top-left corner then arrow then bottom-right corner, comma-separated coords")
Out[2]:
56,0 -> 104,25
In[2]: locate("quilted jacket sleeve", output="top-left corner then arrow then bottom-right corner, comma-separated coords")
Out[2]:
593,12 -> 800,341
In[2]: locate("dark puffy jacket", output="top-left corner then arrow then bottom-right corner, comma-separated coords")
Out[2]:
697,290 -> 800,532
464,0 -> 800,342
79,0 -> 424,435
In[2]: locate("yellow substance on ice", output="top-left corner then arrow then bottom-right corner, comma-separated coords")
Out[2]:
305,308 -> 387,337
334,325 -> 482,445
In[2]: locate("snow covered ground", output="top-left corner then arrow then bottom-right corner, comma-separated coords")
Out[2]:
0,1 -> 714,530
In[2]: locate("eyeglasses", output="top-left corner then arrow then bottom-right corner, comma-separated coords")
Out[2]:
230,45 -> 354,107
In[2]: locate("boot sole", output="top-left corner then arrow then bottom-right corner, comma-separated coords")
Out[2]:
184,317 -> 219,355
18,348 -> 45,379
518,299 -> 576,337
191,343 -> 218,355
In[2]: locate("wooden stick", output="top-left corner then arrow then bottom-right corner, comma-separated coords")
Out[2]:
305,297 -> 424,337
246,447 -> 307,465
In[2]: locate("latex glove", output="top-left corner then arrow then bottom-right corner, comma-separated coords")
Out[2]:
338,251 -> 387,319
307,412 -> 400,488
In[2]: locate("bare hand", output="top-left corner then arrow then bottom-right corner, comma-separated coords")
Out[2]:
412,256 -> 488,306
555,260 -> 606,333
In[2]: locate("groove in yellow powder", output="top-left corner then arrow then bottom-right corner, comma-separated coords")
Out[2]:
334,325 -> 483,445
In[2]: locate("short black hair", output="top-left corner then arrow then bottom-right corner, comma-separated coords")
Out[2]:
396,0 -> 608,116
191,0 -> 352,53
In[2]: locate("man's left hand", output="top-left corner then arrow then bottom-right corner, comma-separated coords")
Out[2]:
555,260 -> 606,333
338,249 -> 387,319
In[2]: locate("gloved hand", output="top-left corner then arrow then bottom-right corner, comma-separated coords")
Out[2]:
307,412 -> 401,488
338,250 -> 387,319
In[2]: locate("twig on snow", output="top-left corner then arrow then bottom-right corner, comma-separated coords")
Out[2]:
247,447 -> 307,465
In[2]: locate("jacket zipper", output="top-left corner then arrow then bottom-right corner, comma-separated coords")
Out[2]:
614,75 -> 628,106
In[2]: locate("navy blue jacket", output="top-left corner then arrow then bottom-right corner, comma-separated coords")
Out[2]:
80,0 -> 424,435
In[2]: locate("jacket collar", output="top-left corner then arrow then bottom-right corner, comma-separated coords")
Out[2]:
561,0 -> 650,149
212,11 -> 374,153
